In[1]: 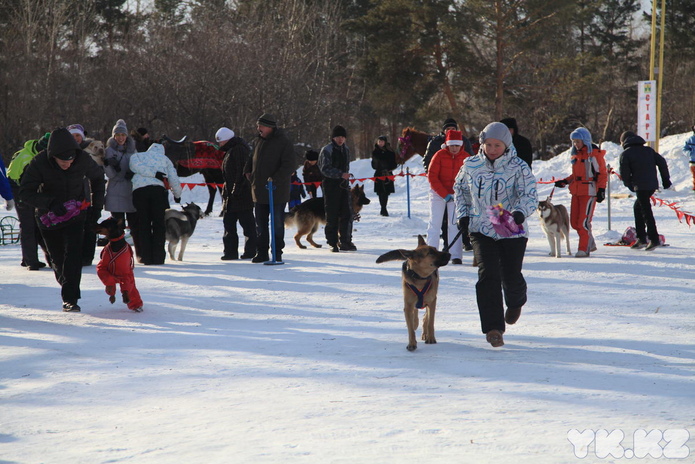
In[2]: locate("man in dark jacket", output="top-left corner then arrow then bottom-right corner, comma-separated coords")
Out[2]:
19,127 -> 105,312
319,125 -> 355,252
423,118 -> 473,173
217,127 -> 256,261
244,113 -> 295,263
500,118 -> 533,167
618,131 -> 671,251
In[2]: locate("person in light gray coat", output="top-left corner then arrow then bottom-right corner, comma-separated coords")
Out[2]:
104,119 -> 139,253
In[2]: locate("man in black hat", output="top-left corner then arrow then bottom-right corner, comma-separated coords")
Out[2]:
19,127 -> 105,312
244,113 -> 295,263
318,125 -> 355,252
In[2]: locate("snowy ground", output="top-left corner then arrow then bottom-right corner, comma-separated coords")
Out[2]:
1,133 -> 694,464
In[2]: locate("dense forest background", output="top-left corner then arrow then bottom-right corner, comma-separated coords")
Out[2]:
0,0 -> 693,165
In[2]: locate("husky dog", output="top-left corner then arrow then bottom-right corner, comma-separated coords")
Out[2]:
376,235 -> 451,352
538,199 -> 571,257
284,184 -> 370,249
165,203 -> 204,261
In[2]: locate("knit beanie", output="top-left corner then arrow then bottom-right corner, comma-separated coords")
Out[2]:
620,131 -> 636,146
445,130 -> 464,146
137,127 -> 148,136
257,113 -> 277,128
442,118 -> 458,132
305,149 -> 319,161
48,127 -> 80,161
500,118 -> 519,133
377,135 -> 388,142
479,122 -> 512,148
569,127 -> 593,154
67,124 -> 85,139
112,119 -> 128,136
215,127 -> 235,143
331,125 -> 347,139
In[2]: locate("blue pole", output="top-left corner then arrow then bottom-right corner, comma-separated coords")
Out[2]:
265,177 -> 284,265
406,167 -> 411,219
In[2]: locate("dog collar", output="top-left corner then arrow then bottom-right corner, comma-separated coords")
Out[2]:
109,234 -> 125,242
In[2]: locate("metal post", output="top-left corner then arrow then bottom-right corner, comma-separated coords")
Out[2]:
606,164 -> 612,231
265,177 -> 283,265
406,167 -> 411,219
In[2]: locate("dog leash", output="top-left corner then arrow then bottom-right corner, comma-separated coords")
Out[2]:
442,228 -> 464,253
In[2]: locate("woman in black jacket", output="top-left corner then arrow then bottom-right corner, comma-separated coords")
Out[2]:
371,136 -> 397,216
19,127 -> 105,312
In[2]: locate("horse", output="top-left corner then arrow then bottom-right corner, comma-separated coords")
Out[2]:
159,136 -> 225,216
398,127 -> 432,164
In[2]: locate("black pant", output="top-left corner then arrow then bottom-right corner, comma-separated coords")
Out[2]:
378,193 -> 389,214
40,217 -> 86,305
12,183 -> 48,266
634,189 -> 659,243
470,233 -> 528,334
133,185 -> 169,265
223,208 -> 257,258
254,202 -> 285,258
323,179 -> 352,246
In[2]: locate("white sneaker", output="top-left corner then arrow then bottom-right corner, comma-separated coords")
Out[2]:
575,250 -> 590,258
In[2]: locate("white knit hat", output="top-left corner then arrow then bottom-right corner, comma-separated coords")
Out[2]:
215,127 -> 235,143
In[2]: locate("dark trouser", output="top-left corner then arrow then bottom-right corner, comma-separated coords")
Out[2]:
81,207 -> 101,265
133,185 -> 169,265
470,233 -> 528,334
12,183 -> 48,266
307,184 -> 318,198
223,208 -> 257,258
378,193 -> 389,214
323,179 -> 352,246
111,211 -> 140,257
40,217 -> 86,305
633,189 -> 659,243
254,202 -> 285,258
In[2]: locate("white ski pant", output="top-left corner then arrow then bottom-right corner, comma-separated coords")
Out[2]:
426,189 -> 462,259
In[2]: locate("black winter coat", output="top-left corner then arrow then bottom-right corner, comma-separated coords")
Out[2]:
245,128 -> 295,204
20,149 -> 105,230
371,145 -> 397,195
619,135 -> 671,191
512,134 -> 533,167
221,137 -> 253,212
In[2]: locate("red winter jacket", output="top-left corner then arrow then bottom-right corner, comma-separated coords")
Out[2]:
561,144 -> 607,197
428,147 -> 470,198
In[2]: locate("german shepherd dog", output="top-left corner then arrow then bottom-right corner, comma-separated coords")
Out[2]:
376,235 -> 451,351
165,203 -> 204,261
95,217 -> 144,312
285,184 -> 371,249
538,198 -> 571,257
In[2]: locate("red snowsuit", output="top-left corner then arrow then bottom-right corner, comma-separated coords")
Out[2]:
96,240 -> 143,310
560,144 -> 607,253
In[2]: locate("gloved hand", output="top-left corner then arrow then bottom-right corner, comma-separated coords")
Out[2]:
554,180 -> 568,188
457,216 -> 469,232
443,194 -> 454,202
174,197 -> 181,204
663,181 -> 672,189
512,211 -> 525,225
50,200 -> 67,216
596,188 -> 606,203
155,171 -> 167,181
5,199 -> 14,211
124,170 -> 134,181
112,161 -> 121,172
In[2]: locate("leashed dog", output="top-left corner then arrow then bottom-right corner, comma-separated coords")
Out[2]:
376,235 -> 451,351
95,217 -> 143,312
284,184 -> 370,249
165,202 -> 204,261
538,198 -> 571,257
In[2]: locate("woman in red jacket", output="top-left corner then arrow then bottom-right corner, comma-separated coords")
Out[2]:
426,130 -> 471,264
554,127 -> 607,257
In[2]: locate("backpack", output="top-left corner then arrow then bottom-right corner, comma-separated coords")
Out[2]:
619,226 -> 665,246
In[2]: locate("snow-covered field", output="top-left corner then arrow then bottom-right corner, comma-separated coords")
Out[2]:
1,133 -> 694,464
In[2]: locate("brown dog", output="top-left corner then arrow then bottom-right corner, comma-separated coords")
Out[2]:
376,235 -> 451,351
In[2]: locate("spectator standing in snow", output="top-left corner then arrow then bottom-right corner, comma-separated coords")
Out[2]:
129,143 -> 182,265
302,150 -> 322,198
104,119 -> 139,261
0,155 -> 14,211
423,118 -> 473,173
554,127 -> 607,258
618,131 -> 671,251
500,117 -> 533,167
217,126 -> 256,261
244,113 -> 295,263
454,122 -> 537,347
371,135 -> 397,216
19,127 -> 105,312
7,132 -> 51,270
426,130 -> 470,264
683,124 -> 695,191
319,125 -> 355,252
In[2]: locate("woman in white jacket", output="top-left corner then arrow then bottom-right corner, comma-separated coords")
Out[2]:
129,143 -> 182,265
454,122 -> 538,348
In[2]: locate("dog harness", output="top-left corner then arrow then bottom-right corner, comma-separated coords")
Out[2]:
402,262 -> 436,309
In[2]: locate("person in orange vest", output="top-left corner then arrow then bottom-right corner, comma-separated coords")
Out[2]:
426,130 -> 471,264
554,127 -> 607,257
